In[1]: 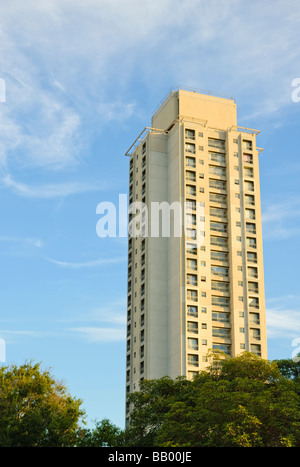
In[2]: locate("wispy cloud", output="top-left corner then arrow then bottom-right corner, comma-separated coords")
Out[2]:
0,236 -> 43,248
266,308 -> 300,339
1,174 -> 104,198
266,295 -> 300,339
262,197 -> 300,239
46,256 -> 126,269
69,326 -> 125,343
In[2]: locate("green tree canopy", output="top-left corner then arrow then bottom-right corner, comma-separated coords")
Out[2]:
0,361 -> 85,447
126,353 -> 300,447
77,418 -> 125,447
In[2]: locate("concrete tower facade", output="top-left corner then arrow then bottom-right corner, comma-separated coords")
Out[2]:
125,90 -> 267,423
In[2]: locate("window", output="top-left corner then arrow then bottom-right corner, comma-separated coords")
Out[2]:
251,328 -> 261,340
186,170 -> 196,182
211,266 -> 229,277
188,354 -> 199,367
243,140 -> 253,151
211,280 -> 229,292
208,138 -> 225,150
212,296 -> 230,308
210,236 -> 228,248
188,338 -> 198,350
212,312 -> 229,323
209,165 -> 226,177
186,199 -> 197,211
186,243 -> 197,255
212,344 -> 231,355
245,194 -> 255,205
186,228 -> 197,240
185,142 -> 196,153
211,250 -> 228,262
185,129 -> 195,140
250,344 -> 261,356
186,213 -> 197,226
249,297 -> 259,309
209,152 -> 226,164
212,327 -> 230,339
187,321 -> 198,333
245,180 -> 254,192
246,222 -> 256,234
186,185 -> 196,196
248,266 -> 258,278
187,289 -> 198,302
247,251 -> 257,263
247,237 -> 257,249
210,207 -> 227,219
250,312 -> 260,325
243,153 -> 253,163
186,156 -> 196,168
187,305 -> 198,317
209,193 -> 227,205
248,281 -> 259,294
210,221 -> 227,233
244,167 -> 254,178
187,258 -> 197,270
209,178 -> 226,190
187,274 -> 197,286
245,208 -> 255,220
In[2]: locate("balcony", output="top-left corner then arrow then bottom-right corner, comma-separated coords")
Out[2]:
212,312 -> 230,324
186,156 -> 196,168
185,142 -> 196,154
208,138 -> 226,151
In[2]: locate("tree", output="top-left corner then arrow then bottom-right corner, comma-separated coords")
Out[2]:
0,361 -> 85,447
274,355 -> 300,381
77,418 -> 125,447
126,353 -> 300,447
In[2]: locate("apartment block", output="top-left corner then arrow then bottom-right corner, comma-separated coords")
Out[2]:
125,89 -> 267,423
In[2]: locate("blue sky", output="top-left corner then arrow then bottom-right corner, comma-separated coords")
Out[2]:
0,0 -> 300,429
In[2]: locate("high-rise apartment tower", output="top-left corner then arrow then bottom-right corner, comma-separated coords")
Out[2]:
125,89 -> 267,423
